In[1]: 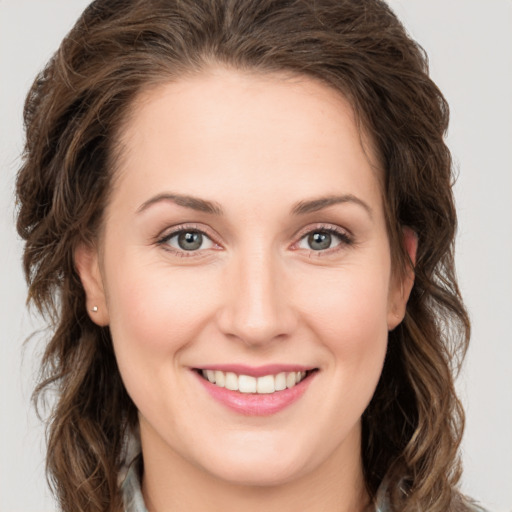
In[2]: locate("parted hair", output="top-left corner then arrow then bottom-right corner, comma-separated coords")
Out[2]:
16,1 -> 471,511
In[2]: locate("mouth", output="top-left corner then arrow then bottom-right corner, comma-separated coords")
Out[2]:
194,368 -> 318,395
192,364 -> 319,415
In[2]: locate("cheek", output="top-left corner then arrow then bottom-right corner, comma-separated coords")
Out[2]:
298,262 -> 391,391
104,256 -> 220,383
300,263 -> 391,343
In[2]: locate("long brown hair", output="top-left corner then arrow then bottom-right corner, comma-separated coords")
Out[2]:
16,1 -> 470,511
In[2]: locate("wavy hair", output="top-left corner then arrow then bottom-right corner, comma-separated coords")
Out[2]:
16,0 -> 470,511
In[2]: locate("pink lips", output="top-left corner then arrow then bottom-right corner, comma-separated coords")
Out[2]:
193,365 -> 316,416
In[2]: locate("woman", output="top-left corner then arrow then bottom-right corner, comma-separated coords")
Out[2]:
15,0 -> 483,511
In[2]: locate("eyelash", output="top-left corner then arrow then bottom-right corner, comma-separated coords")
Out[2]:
156,223 -> 354,258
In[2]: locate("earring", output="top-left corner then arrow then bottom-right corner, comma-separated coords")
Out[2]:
91,306 -> 98,313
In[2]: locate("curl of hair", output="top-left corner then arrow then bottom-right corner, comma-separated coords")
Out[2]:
16,1 -> 470,511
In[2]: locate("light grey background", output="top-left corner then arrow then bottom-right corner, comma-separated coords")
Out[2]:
1,1 -> 511,511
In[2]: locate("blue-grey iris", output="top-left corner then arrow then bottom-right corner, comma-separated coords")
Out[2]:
178,232 -> 203,251
308,232 -> 331,250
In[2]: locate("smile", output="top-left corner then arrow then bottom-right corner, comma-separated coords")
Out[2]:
193,365 -> 318,415
199,369 -> 310,394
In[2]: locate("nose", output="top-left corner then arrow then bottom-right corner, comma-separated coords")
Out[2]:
216,247 -> 298,348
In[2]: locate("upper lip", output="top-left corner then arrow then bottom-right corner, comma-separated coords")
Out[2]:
194,364 -> 316,377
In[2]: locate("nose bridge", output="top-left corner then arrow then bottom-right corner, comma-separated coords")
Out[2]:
218,243 -> 296,346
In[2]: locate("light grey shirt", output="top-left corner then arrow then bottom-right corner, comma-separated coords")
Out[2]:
121,456 -> 147,512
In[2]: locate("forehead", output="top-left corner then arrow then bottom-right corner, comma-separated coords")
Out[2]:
110,67 -> 383,215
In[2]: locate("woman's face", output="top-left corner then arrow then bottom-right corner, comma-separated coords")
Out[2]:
77,68 -> 413,489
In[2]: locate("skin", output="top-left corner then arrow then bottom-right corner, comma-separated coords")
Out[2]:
76,67 -> 416,512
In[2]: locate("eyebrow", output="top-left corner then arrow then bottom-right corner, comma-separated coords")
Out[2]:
291,194 -> 373,218
137,192 -> 373,218
137,193 -> 224,215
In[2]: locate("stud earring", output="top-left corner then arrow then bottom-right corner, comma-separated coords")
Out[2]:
91,306 -> 98,313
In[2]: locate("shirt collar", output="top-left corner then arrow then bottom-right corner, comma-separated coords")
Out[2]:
121,454 -> 148,512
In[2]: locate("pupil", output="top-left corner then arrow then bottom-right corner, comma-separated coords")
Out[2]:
309,232 -> 331,250
178,232 -> 202,251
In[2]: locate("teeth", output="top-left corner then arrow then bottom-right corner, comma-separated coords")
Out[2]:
215,370 -> 225,387
256,375 -> 275,394
286,372 -> 297,388
275,372 -> 287,391
225,372 -> 238,391
201,369 -> 309,394
239,375 -> 257,393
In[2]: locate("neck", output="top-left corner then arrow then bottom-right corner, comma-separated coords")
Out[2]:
140,422 -> 370,512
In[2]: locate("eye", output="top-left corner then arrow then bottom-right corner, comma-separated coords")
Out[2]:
296,228 -> 352,252
161,229 -> 215,253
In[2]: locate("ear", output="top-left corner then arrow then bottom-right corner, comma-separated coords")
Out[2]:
387,227 -> 418,331
74,242 -> 110,326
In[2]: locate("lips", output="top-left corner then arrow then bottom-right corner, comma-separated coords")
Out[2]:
193,365 -> 318,415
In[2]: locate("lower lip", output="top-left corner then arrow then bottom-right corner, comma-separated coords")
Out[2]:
193,371 -> 316,416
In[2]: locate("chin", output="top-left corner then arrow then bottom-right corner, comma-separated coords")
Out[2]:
186,434 -> 310,487
204,458 -> 307,488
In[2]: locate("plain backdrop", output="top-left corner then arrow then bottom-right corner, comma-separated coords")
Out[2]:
1,1 -> 511,511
